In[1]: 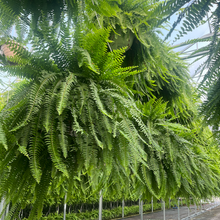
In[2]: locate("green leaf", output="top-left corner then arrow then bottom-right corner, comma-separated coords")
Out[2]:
0,123 -> 7,150
57,72 -> 76,115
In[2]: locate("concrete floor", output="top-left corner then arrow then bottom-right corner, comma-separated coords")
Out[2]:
117,203 -> 219,220
192,206 -> 220,220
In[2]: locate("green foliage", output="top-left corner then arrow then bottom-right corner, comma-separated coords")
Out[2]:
163,0 -> 214,42
22,199 -> 188,220
0,1 -> 220,220
161,1 -> 220,132
0,91 -> 7,112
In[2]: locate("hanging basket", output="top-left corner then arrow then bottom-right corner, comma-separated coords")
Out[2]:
110,29 -> 134,51
0,41 -> 25,65
1,42 -> 19,58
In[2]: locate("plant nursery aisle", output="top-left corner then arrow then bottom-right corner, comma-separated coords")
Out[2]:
193,206 -> 220,220
116,203 -> 219,220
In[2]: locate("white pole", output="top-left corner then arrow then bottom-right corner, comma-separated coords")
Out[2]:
5,205 -> 9,218
188,200 -> 190,217
178,198 -> 180,220
163,200 -> 166,220
122,199 -> 124,218
151,197 -> 153,212
140,200 -> 143,220
0,198 -> 5,220
139,198 -> 141,214
99,190 -> 103,220
63,194 -> 67,220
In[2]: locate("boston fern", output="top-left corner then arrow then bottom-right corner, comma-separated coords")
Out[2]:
0,24 -> 151,219
0,0 -> 220,219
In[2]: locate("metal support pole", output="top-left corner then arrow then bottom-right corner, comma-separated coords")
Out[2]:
188,200 -> 190,217
178,198 -> 180,220
139,198 -> 141,214
140,200 -> 143,220
122,199 -> 124,218
207,12 -> 212,34
151,197 -> 153,212
5,205 -> 9,218
99,190 -> 103,220
63,194 -> 67,220
0,198 -> 5,220
163,200 -> 166,220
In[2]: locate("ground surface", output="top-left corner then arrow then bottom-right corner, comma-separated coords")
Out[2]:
116,203 -> 219,220
193,206 -> 220,220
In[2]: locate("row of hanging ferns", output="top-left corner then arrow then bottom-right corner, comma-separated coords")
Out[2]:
21,199 -> 187,220
0,0 -> 220,219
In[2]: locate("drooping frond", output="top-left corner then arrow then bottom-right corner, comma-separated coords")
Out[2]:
0,1 -> 220,219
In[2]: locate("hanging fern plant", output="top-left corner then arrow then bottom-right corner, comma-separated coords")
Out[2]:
0,1 -> 220,219
0,25 -> 151,219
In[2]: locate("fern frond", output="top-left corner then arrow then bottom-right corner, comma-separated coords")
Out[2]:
0,122 -> 7,150
57,72 -> 76,115
58,115 -> 68,158
46,118 -> 69,178
29,113 -> 44,183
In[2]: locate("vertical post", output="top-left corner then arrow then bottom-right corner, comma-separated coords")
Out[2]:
0,198 -> 5,220
178,198 -> 180,220
5,205 -> 9,218
188,200 -> 190,217
163,200 -> 166,220
139,198 -> 141,214
122,199 -> 124,218
140,200 -> 143,220
169,198 -> 170,209
195,202 -> 197,214
63,194 -> 67,220
99,190 -> 103,220
206,12 -> 212,34
151,197 -> 153,212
